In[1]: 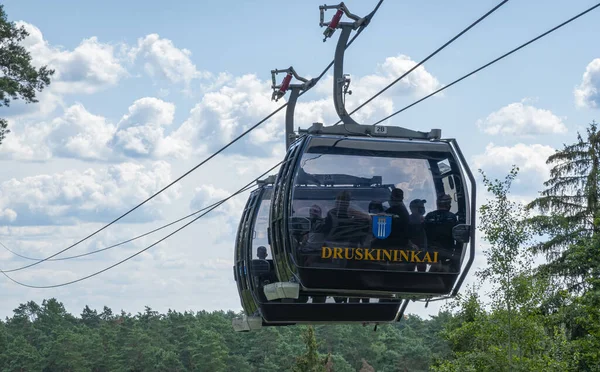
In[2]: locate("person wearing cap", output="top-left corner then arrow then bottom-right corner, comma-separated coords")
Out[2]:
409,199 -> 427,224
425,194 -> 456,222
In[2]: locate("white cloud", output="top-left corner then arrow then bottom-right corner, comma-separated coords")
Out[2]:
1,103 -> 115,162
190,185 -> 231,216
128,34 -> 210,85
574,58 -> 600,109
0,161 -> 181,226
3,49 -> 444,164
375,54 -> 443,98
0,197 -> 242,318
47,104 -> 116,161
316,54 -> 442,98
472,143 -> 556,196
312,54 -> 441,125
1,98 -> 184,162
477,100 -> 567,136
17,21 -> 128,95
168,74 -> 282,158
109,97 -> 181,159
0,117 -> 54,161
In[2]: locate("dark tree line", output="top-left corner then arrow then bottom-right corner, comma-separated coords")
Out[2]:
0,298 -> 450,371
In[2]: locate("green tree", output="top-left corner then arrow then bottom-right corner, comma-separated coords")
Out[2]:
526,121 -> 600,288
0,4 -> 54,145
525,121 -> 600,369
294,326 -> 329,372
3,334 -> 43,371
478,166 -> 533,369
527,121 -> 600,253
434,166 -> 569,371
0,298 -> 457,371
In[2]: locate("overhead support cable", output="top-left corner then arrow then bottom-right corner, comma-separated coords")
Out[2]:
371,1 -> 600,126
0,161 -> 285,289
0,184 -> 257,271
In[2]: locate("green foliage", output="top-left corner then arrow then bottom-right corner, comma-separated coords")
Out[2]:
0,4 -> 55,145
0,299 -> 452,371
293,326 -> 328,372
433,166 -> 571,371
524,121 -> 600,370
478,166 -> 534,311
526,120 -> 600,263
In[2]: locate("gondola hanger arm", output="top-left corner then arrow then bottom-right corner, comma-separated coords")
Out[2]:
319,2 -> 365,42
270,67 -> 314,102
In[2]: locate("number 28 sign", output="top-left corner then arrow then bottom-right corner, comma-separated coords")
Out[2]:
374,126 -> 387,134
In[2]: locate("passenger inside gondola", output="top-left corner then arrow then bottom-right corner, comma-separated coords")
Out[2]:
384,188 -> 418,270
322,190 -> 370,246
409,198 -> 428,272
385,188 -> 412,245
257,245 -> 268,260
255,246 -> 279,285
306,204 -> 326,249
424,194 -> 458,272
254,246 -> 278,302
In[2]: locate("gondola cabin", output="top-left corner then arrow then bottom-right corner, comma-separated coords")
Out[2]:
268,122 -> 476,301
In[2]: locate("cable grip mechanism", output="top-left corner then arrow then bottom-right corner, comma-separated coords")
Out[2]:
319,2 -> 364,42
270,67 -> 310,102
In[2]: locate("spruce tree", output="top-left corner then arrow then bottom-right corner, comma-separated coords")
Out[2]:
526,121 -> 600,294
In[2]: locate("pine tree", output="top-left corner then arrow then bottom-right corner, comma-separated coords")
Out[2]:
526,121 -> 600,293
293,326 -> 329,372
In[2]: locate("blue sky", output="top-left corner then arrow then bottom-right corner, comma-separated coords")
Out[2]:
0,0 -> 599,319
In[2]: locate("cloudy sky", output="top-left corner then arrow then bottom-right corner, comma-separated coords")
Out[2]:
0,0 -> 599,320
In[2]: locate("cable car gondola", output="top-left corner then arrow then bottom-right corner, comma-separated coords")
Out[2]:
232,2 -> 476,330
264,3 -> 476,303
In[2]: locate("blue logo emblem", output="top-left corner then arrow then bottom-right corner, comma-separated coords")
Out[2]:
372,215 -> 392,239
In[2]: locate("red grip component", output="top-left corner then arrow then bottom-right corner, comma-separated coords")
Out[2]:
279,73 -> 292,93
329,9 -> 344,28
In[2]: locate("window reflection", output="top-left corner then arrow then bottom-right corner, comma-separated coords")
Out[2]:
290,145 -> 464,274
252,189 -> 272,259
